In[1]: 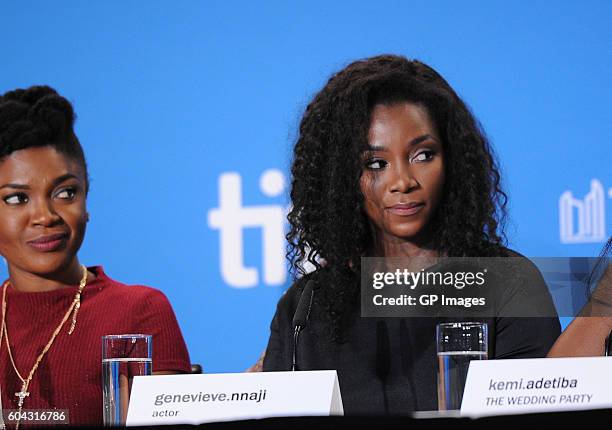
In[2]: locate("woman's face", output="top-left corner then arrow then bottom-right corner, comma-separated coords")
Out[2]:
360,102 -> 445,248
0,146 -> 88,278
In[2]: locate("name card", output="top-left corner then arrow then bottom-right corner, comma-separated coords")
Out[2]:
461,357 -> 612,417
126,370 -> 343,426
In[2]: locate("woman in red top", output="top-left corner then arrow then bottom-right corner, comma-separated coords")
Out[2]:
0,85 -> 191,426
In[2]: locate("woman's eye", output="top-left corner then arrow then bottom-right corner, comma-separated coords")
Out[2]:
3,193 -> 28,205
365,159 -> 387,170
55,188 -> 77,200
412,150 -> 434,163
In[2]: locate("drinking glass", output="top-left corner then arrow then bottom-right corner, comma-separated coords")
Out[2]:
102,334 -> 152,426
436,322 -> 487,411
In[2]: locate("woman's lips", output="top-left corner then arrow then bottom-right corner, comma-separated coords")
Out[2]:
387,203 -> 425,216
27,233 -> 68,252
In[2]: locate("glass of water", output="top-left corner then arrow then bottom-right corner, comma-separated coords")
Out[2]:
102,334 -> 152,426
436,322 -> 487,411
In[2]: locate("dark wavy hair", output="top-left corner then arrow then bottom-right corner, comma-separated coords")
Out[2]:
287,55 -> 508,340
0,85 -> 88,190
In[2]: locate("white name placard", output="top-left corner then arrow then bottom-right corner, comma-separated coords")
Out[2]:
126,370 -> 343,426
461,357 -> 612,417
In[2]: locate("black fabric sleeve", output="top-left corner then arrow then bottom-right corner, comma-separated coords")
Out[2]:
262,302 -> 287,371
493,316 -> 561,358
491,254 -> 562,358
263,288 -> 298,371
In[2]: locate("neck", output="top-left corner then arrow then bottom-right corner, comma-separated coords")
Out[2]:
7,261 -> 86,293
372,231 -> 439,258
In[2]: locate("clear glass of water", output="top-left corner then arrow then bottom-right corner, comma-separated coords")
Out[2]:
102,334 -> 152,426
436,322 -> 487,411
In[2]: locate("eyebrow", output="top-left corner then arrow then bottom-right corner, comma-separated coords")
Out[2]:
366,134 -> 435,151
0,173 -> 80,191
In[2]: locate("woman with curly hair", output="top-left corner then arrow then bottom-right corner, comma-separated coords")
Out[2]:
0,85 -> 191,426
262,55 -> 561,413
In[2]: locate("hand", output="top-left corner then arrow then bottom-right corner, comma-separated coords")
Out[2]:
245,350 -> 266,372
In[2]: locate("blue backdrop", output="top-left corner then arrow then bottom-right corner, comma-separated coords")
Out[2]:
1,1 -> 610,372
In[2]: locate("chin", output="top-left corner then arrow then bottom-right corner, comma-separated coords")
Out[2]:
26,254 -> 76,277
389,224 -> 428,239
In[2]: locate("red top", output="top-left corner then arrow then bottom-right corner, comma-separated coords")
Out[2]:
0,266 -> 191,426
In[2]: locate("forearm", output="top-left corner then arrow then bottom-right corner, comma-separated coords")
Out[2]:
547,263 -> 612,357
547,316 -> 612,357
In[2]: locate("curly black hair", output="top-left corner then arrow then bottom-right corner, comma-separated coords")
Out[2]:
0,85 -> 88,190
287,55 -> 508,340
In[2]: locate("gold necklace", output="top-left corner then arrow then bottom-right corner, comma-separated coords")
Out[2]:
0,265 -> 88,429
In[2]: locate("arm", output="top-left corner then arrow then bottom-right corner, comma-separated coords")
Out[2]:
262,300 -> 290,371
547,316 -> 612,357
492,255 -> 562,358
263,285 -> 301,371
547,260 -> 612,357
133,287 -> 192,373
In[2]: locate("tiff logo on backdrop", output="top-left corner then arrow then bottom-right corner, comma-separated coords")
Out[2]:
208,169 -> 287,288
559,179 -> 611,244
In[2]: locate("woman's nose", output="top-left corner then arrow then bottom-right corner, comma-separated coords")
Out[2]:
389,162 -> 418,193
30,199 -> 61,226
